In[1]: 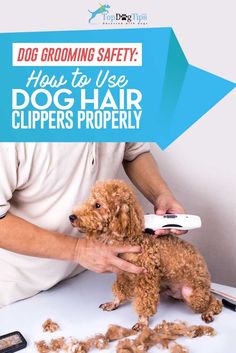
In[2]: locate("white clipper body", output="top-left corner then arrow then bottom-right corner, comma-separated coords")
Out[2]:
144,214 -> 202,231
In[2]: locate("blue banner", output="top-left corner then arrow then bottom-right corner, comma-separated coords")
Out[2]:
0,28 -> 235,149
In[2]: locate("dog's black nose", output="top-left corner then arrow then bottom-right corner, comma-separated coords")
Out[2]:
69,214 -> 77,222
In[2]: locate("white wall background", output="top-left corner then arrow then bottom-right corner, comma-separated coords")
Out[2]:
0,0 -> 235,286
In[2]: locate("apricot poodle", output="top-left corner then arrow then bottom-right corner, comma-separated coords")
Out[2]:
70,180 -> 222,331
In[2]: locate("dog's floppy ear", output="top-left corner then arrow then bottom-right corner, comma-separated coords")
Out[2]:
118,201 -> 143,237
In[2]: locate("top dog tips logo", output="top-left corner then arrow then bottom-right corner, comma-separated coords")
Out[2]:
88,3 -> 111,23
88,3 -> 148,25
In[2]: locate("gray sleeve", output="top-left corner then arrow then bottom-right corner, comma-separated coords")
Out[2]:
123,142 -> 150,161
0,144 -> 18,217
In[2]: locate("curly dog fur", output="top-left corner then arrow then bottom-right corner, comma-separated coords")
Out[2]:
35,321 -> 216,353
70,180 -> 222,330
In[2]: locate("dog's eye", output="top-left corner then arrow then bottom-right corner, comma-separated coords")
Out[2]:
95,203 -> 101,209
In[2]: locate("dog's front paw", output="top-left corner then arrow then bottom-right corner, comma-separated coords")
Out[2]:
99,302 -> 119,311
132,316 -> 149,332
132,322 -> 147,332
201,311 -> 214,323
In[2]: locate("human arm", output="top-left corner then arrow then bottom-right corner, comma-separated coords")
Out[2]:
0,213 -> 143,274
123,151 -> 187,236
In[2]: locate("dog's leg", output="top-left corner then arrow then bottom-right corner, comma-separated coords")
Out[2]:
99,297 -> 121,311
89,14 -> 95,23
201,294 -> 222,323
99,273 -> 135,311
182,286 -> 222,323
132,271 -> 160,331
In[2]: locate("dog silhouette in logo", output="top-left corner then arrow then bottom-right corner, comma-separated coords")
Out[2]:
88,3 -> 111,23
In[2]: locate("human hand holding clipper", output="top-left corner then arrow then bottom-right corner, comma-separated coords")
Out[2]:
144,214 -> 202,234
153,193 -> 189,236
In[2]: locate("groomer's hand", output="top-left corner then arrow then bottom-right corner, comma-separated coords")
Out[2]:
73,238 -> 145,274
154,193 -> 188,236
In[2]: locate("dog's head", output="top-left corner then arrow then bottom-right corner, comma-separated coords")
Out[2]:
69,179 -> 144,243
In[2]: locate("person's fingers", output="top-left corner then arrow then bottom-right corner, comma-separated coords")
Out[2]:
154,229 -> 170,236
92,263 -> 123,274
106,266 -> 124,274
155,207 -> 167,215
111,256 -> 145,274
154,229 -> 188,236
155,196 -> 169,215
170,229 -> 188,235
113,245 -> 141,254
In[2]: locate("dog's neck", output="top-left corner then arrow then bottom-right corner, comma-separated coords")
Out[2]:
86,228 -> 144,246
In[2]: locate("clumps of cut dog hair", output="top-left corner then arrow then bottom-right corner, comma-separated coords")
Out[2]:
35,321 -> 216,353
35,324 -> 136,353
116,321 -> 215,353
70,179 -> 222,328
42,319 -> 60,333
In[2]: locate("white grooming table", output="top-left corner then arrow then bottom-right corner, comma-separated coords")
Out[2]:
0,271 -> 235,353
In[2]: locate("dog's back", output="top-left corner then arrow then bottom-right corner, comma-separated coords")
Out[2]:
152,234 -> 210,286
121,233 -> 211,289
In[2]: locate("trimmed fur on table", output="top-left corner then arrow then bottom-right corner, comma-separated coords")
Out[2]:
35,321 -> 215,353
116,321 -> 215,353
42,319 -> 60,333
35,324 -> 136,353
